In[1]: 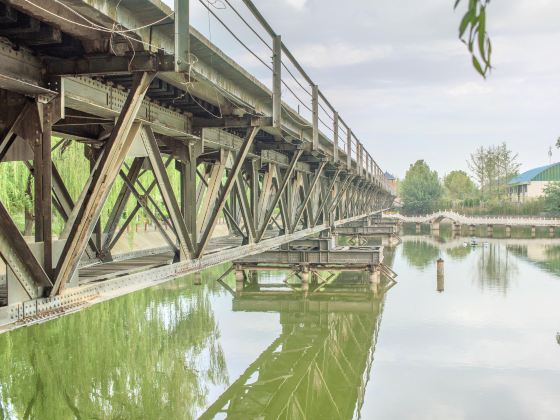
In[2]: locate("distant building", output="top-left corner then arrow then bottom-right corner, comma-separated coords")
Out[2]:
508,163 -> 560,202
384,171 -> 397,191
384,171 -> 400,206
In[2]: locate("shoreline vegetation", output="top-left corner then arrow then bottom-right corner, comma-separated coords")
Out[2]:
397,143 -> 558,217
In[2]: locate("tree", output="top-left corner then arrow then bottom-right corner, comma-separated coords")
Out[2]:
467,143 -> 520,201
400,160 -> 443,215
444,170 -> 477,201
454,0 -> 492,78
543,182 -> 560,214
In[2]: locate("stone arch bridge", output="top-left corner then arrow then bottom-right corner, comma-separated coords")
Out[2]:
394,211 -> 560,237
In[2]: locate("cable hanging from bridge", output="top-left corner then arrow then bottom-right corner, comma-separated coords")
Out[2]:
198,0 -> 272,72
221,0 -> 273,51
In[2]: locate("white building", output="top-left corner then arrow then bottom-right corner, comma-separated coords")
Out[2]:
508,163 -> 560,202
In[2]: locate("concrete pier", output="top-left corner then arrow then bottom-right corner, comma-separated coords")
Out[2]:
531,226 -> 536,238
506,225 -> 511,238
487,225 -> 493,237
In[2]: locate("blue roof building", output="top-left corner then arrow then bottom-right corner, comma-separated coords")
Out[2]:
508,162 -> 560,202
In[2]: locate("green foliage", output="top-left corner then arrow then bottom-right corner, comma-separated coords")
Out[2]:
0,137 -> 187,236
400,160 -> 443,215
458,198 -> 546,216
467,143 -> 520,202
543,182 -> 560,214
454,0 -> 492,77
443,170 -> 477,201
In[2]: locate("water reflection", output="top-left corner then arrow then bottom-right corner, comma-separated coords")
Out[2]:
445,244 -> 472,261
402,240 -> 440,269
201,271 -> 390,419
0,267 -> 229,419
509,243 -> 560,277
476,243 -> 518,293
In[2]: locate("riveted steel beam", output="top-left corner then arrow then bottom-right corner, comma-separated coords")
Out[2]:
51,71 -> 156,296
0,200 -> 52,299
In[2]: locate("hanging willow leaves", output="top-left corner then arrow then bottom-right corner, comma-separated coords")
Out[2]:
454,0 -> 492,78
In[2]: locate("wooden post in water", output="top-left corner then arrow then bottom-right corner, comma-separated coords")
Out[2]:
436,258 -> 444,293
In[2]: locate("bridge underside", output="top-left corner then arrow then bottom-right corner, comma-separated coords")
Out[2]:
0,0 -> 394,330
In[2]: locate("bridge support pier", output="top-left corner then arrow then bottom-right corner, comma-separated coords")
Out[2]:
549,227 -> 555,238
299,265 -> 310,292
415,223 -> 421,234
452,223 -> 461,236
506,225 -> 511,238
531,226 -> 536,238
487,225 -> 493,237
430,222 -> 439,236
235,265 -> 245,292
194,272 -> 202,286
368,265 -> 381,285
469,225 -> 475,236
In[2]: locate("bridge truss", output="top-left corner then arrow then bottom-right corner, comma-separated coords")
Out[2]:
0,0 -> 394,328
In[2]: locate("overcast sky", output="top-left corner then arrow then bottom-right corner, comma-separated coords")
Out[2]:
169,0 -> 560,179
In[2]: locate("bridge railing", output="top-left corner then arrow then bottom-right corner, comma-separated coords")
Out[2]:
394,210 -> 560,226
188,0 -> 394,194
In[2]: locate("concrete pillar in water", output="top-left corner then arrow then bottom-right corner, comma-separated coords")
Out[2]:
531,226 -> 536,238
194,271 -> 202,286
454,223 -> 461,236
436,258 -> 444,292
506,225 -> 511,238
549,227 -> 555,238
415,223 -> 421,233
487,225 -> 493,237
431,222 -> 440,235
469,225 -> 475,236
235,266 -> 245,292
300,265 -> 309,292
368,266 -> 381,284
250,270 -> 259,284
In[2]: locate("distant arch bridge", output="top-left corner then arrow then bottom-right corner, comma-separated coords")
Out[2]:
394,211 -> 560,231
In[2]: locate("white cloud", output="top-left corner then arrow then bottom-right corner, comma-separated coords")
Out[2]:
292,42 -> 393,69
285,0 -> 306,10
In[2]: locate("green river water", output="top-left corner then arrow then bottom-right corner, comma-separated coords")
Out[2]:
0,229 -> 559,419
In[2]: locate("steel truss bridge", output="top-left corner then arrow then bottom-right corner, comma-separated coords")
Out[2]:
0,0 -> 395,330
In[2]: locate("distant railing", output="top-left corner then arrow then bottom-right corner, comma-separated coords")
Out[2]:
189,0 -> 394,195
394,211 -> 560,226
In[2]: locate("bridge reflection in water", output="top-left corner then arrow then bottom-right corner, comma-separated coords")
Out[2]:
201,271 -> 392,420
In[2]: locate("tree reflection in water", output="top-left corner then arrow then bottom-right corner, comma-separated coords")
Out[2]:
402,239 -> 440,269
0,266 -> 229,419
477,243 -> 518,293
445,244 -> 472,261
